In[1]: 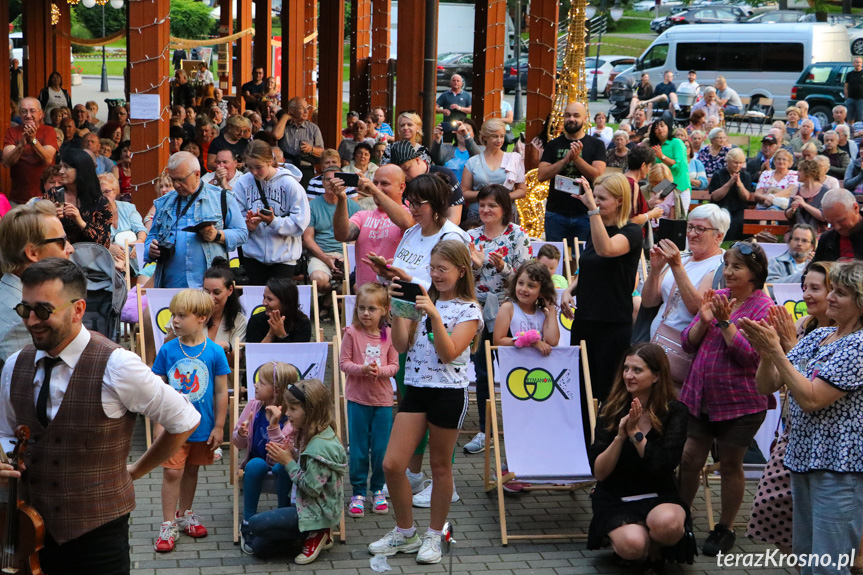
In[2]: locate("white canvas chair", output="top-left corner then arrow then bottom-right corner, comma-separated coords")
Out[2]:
341,243 -> 356,295
529,239 -> 573,282
239,283 -> 322,342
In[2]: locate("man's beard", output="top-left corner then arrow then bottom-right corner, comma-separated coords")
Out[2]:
564,120 -> 581,135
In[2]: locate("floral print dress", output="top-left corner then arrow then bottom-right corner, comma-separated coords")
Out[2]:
697,145 -> 731,181
468,222 -> 532,304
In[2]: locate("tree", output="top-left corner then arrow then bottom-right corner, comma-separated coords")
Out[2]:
170,0 -> 219,39
75,2 -> 126,38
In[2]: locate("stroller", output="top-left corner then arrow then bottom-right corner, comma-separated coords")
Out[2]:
608,75 -> 636,123
70,243 -> 128,342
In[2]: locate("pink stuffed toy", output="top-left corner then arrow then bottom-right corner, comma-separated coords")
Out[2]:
513,329 -> 542,348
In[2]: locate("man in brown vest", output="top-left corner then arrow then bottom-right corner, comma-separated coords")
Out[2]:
0,258 -> 200,575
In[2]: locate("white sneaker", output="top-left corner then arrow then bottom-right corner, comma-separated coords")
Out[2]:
412,479 -> 460,508
368,527 -> 422,556
463,432 -> 486,454
416,532 -> 442,564
382,469 -> 426,497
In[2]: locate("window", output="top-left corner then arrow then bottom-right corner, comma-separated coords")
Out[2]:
676,42 -> 804,73
804,65 -> 836,84
676,43 -> 718,71
837,66 -> 853,85
640,44 -> 668,70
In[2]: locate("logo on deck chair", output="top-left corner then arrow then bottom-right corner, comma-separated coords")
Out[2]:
252,363 -> 318,383
505,368 -> 571,401
784,300 -> 807,321
156,307 -> 172,334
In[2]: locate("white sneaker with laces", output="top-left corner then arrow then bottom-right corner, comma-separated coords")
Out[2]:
416,532 -> 442,564
382,469 -> 426,497
463,432 -> 486,454
412,479 -> 460,508
367,527 -> 422,556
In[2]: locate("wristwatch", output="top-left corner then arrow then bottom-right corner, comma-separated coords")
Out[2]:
587,208 -> 601,217
630,431 -> 644,444
716,319 -> 730,330
31,138 -> 37,146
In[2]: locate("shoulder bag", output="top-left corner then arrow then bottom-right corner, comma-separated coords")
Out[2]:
650,280 -> 694,387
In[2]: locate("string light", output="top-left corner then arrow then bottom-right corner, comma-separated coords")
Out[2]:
51,3 -> 61,25
550,0 -> 590,135
516,170 -> 549,238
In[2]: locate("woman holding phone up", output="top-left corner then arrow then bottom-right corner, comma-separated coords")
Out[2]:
234,141 -> 310,285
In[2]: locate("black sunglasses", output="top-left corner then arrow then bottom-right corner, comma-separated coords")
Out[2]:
14,299 -> 79,321
732,241 -> 758,257
40,235 -> 67,247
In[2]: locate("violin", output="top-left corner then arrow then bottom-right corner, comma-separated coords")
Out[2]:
0,426 -> 45,575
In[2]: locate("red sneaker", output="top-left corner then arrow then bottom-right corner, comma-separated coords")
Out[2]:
154,520 -> 178,552
176,510 -> 208,538
295,528 -> 331,564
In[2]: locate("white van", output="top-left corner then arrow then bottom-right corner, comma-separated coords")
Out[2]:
9,32 -> 23,65
617,23 -> 851,116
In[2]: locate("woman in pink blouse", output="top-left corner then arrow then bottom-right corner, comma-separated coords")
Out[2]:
676,240 -> 774,558
753,149 -> 797,210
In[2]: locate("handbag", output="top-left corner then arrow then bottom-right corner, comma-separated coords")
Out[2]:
650,283 -> 694,386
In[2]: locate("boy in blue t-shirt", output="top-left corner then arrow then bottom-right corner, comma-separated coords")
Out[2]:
152,289 -> 230,553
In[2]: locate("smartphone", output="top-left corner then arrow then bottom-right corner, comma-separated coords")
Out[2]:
335,172 -> 360,187
393,279 -> 423,303
653,179 -> 677,198
54,186 -> 65,206
259,208 -> 273,217
555,175 -> 582,196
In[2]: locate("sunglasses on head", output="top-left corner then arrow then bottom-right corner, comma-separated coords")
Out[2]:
14,299 -> 80,321
732,241 -> 758,257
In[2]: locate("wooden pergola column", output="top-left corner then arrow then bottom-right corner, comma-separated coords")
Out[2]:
395,0 -> 425,118
254,0 -> 273,75
525,0 -> 558,146
0,0 -> 10,194
318,0 -> 344,148
471,0 -> 506,123
22,0 -> 58,100
235,0 -> 253,108
54,3 -> 72,84
219,0 -> 234,95
127,0 -> 171,212
303,0 -> 317,107
280,0 -> 304,101
350,0 -> 371,115
369,0 -> 391,120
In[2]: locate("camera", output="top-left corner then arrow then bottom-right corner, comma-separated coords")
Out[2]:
158,241 -> 175,261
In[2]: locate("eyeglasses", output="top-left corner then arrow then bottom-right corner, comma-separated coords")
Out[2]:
406,199 -> 429,210
172,171 -> 197,183
357,305 -> 382,314
686,224 -> 718,235
40,235 -> 68,247
428,265 -> 455,275
14,299 -> 80,321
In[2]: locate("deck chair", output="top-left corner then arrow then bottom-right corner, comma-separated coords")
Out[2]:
332,294 -> 357,445
768,283 -> 807,320
529,239 -> 573,282
759,243 -> 787,261
239,283 -> 322,342
342,243 -> 356,295
483,343 -> 597,545
70,243 -> 127,342
231,340 -> 345,544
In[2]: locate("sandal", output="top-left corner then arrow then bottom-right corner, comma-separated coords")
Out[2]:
348,495 -> 365,518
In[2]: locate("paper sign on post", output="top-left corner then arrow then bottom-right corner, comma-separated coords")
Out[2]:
130,94 -> 162,120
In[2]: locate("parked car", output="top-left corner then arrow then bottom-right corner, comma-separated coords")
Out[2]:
633,0 -> 682,11
847,22 -> 863,55
436,52 -> 474,88
746,10 -> 805,23
502,55 -> 528,94
584,55 -> 636,97
791,61 -> 853,127
666,6 -> 748,27
690,0 -> 777,17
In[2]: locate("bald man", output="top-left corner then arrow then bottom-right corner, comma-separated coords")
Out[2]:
2,97 -> 58,204
436,74 -> 472,144
537,100 -> 607,243
332,164 -> 413,288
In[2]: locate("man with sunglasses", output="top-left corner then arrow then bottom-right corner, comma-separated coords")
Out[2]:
0,201 -> 73,364
145,151 -> 248,288
0,258 -> 200,574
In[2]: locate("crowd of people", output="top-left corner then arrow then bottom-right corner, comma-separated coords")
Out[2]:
2,61 -> 863,575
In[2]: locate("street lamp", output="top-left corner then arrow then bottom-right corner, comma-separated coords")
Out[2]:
587,3 -> 623,102
80,0 -> 123,93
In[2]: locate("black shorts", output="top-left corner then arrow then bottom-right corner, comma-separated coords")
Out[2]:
399,386 -> 469,430
687,411 -> 766,449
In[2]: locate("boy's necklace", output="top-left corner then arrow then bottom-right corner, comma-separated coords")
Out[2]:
178,338 -> 207,359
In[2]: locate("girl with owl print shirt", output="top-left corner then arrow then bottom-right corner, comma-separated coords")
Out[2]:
339,283 -> 400,517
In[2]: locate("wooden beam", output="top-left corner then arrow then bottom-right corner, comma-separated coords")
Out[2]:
0,0 -> 10,195
219,0 -> 234,95
318,0 -> 344,149
350,0 -> 371,115
396,0 -> 425,118
236,0 -> 253,108
472,0 -> 506,122
22,1 -> 55,100
54,2 -> 72,84
127,0 -> 171,213
280,0 -> 304,101
303,0 -> 317,107
525,0 -> 558,147
369,0 -> 391,119
254,0 -> 273,75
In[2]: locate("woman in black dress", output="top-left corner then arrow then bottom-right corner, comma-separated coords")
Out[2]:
587,343 -> 689,567
245,277 -> 312,343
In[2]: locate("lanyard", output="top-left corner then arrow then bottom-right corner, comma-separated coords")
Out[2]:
175,189 -> 201,221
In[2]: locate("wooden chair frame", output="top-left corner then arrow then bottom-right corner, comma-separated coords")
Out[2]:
482,341 -> 597,545
230,338 -> 346,544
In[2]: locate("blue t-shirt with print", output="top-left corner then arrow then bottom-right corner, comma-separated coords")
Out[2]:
309,195 -> 361,253
152,338 -> 231,442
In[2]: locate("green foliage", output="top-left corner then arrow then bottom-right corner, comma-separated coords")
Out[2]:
11,14 -> 22,32
170,0 -> 219,39
75,2 -> 126,37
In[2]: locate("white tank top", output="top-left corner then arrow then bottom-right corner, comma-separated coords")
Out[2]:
510,303 -> 545,336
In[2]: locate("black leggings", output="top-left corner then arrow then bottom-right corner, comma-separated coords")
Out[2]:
570,318 -> 633,404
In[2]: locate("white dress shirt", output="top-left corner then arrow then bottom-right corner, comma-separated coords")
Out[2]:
0,327 -> 200,453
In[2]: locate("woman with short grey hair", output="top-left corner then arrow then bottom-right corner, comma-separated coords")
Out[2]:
605,130 -> 631,170
697,128 -> 730,180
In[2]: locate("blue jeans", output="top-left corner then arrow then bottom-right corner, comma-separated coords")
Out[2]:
791,470 -> 863,575
847,98 -> 863,123
725,105 -> 743,115
243,457 -> 293,521
544,210 -> 591,249
248,505 -> 302,557
347,400 -> 393,496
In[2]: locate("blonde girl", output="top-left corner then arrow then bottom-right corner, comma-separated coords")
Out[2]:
369,239 -> 482,564
232,362 -> 298,553
339,283 -> 400,517
248,379 -> 347,565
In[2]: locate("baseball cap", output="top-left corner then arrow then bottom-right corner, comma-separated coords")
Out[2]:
762,135 -> 778,145
389,140 -> 423,166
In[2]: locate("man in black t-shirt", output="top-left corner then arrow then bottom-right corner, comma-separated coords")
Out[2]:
537,101 -> 607,244
241,67 -> 266,107
389,139 -> 464,225
845,57 -> 863,124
